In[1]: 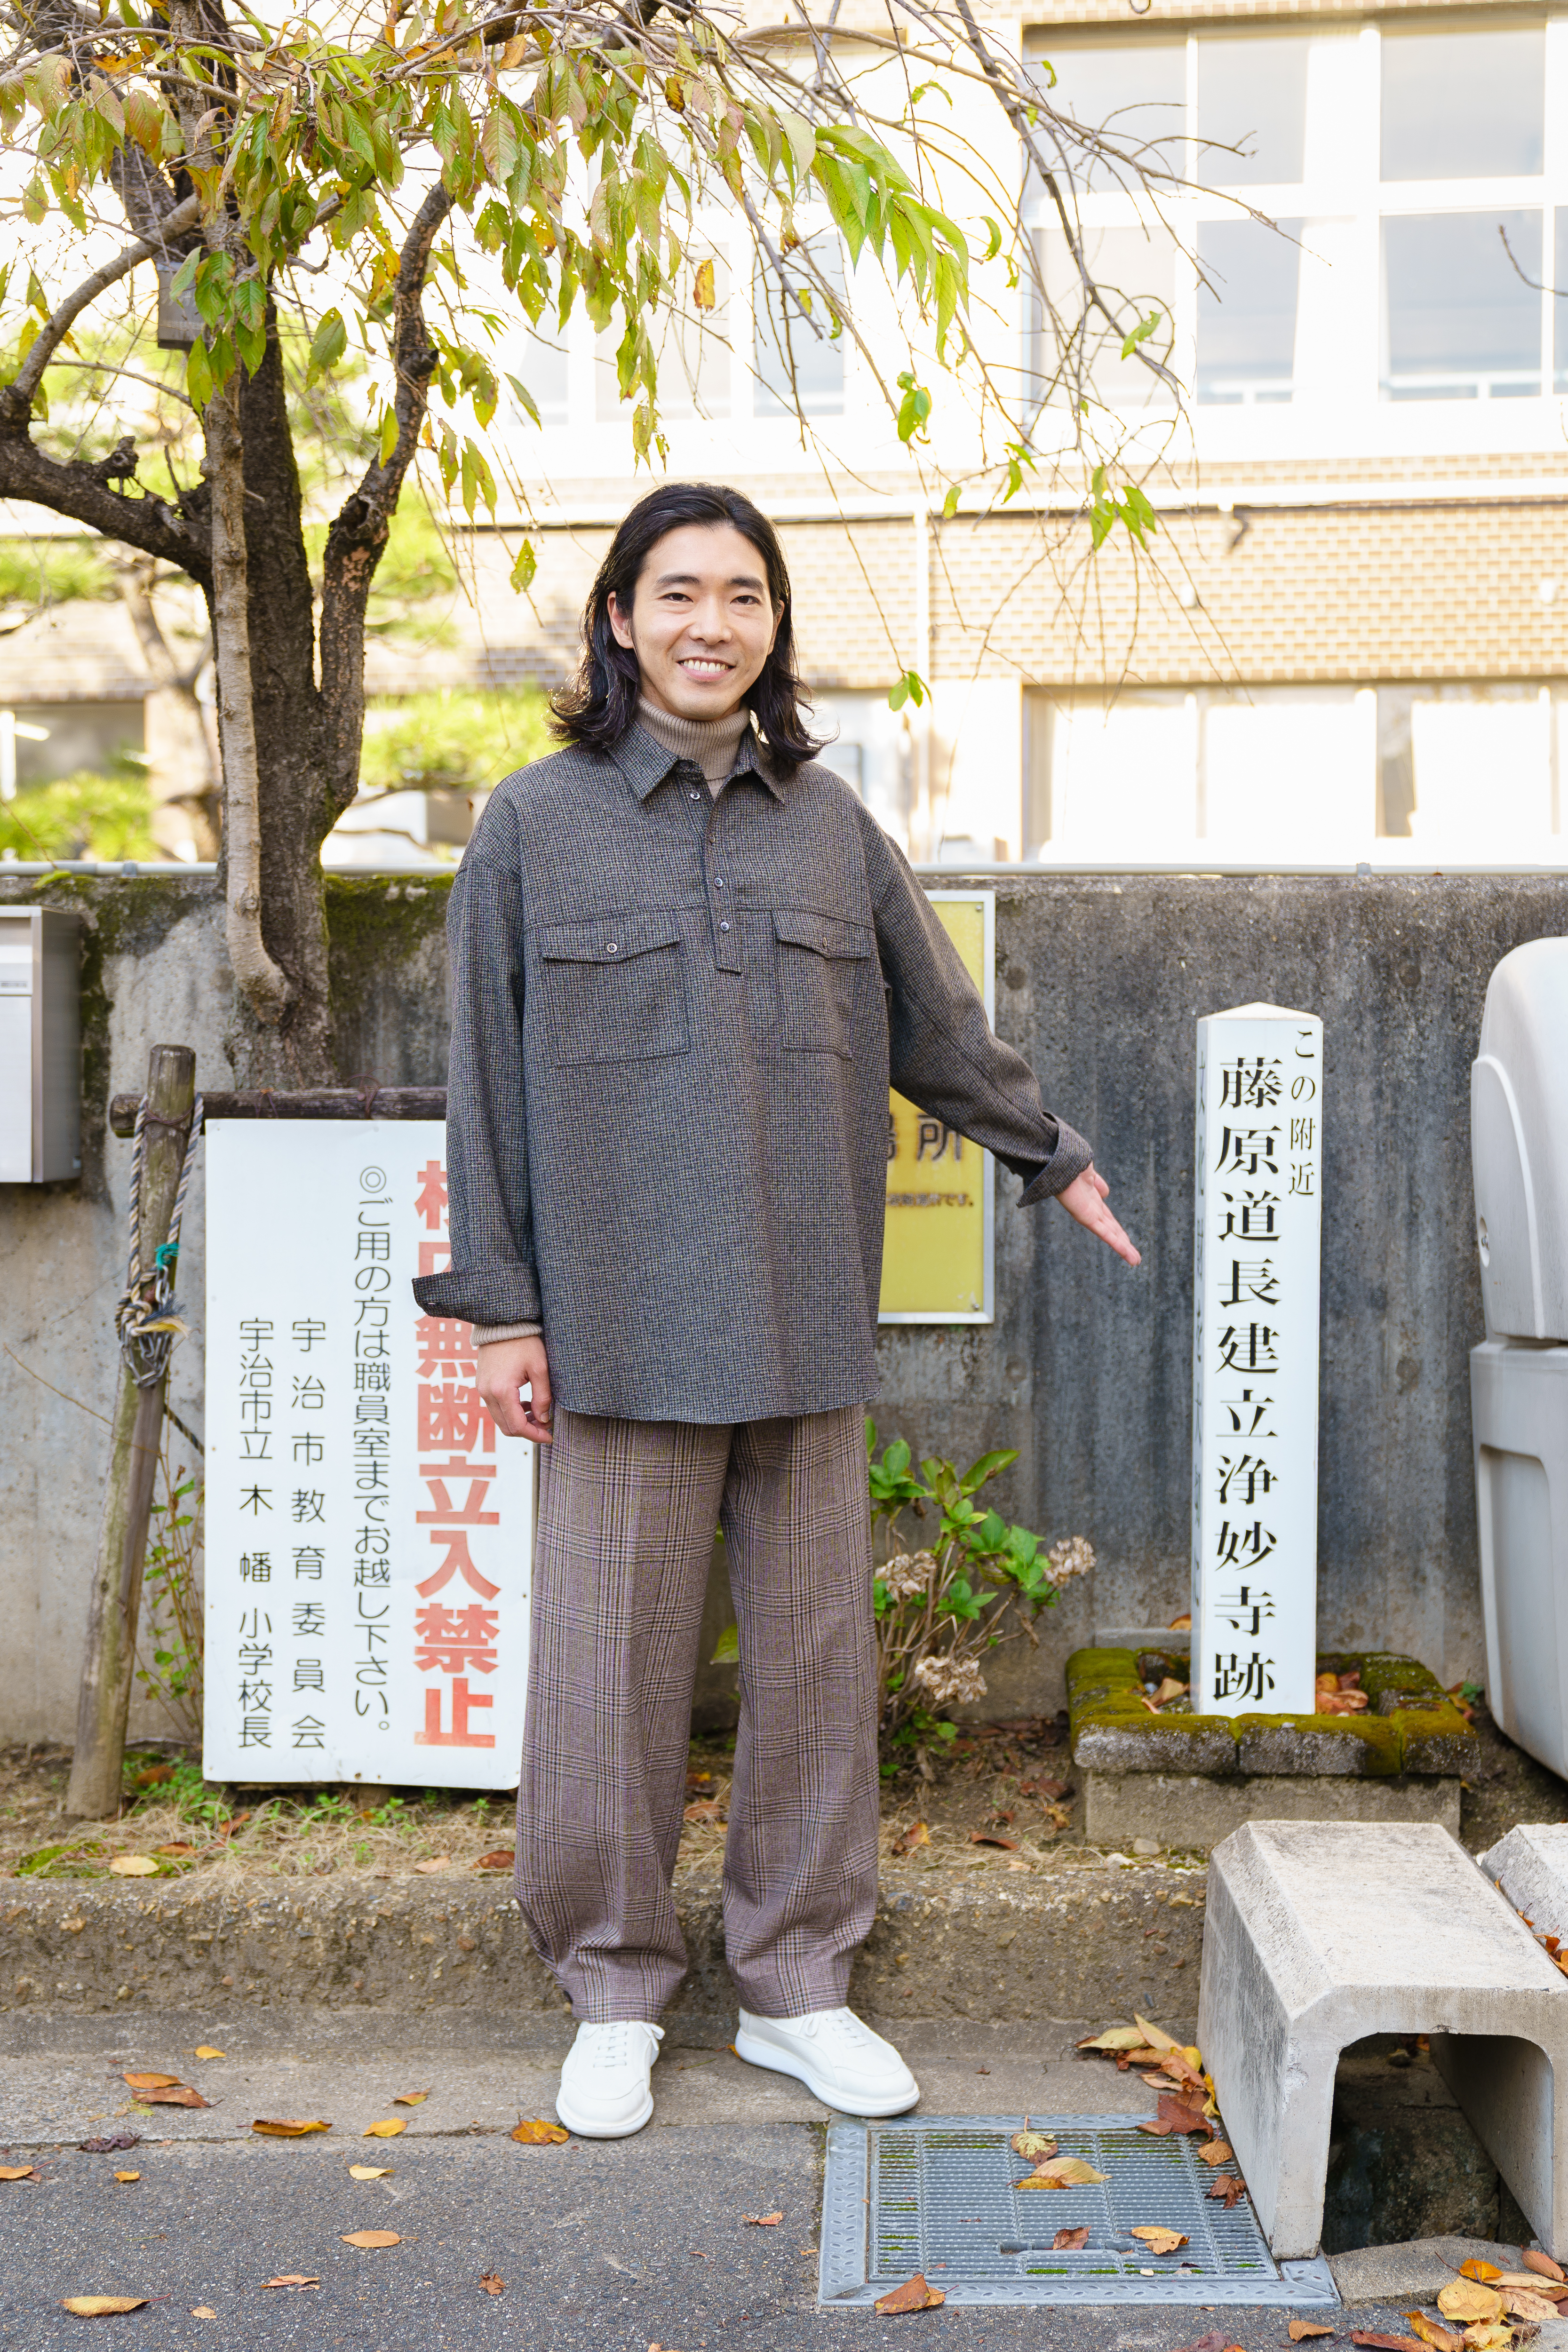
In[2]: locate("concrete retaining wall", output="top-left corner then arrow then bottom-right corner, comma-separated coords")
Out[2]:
3,866 -> 1563,1744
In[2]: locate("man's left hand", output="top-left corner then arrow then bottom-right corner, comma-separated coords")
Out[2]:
1056,1164 -> 1141,1267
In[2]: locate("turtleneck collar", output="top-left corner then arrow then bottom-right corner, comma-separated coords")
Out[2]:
636,696 -> 752,793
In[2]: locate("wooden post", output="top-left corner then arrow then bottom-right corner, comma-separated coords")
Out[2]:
66,1045 -> 198,1820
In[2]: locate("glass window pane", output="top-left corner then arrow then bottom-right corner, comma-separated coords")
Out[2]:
1382,211 -> 1541,399
596,253 -> 731,424
1202,690 -> 1371,854
1029,222 -> 1178,413
1048,692 -> 1198,852
1197,218 -> 1303,405
754,234 -> 846,418
1381,28 -> 1544,181
1029,41 -> 1186,194
1556,210 -> 1568,395
1197,37 -> 1308,186
509,329 -> 569,430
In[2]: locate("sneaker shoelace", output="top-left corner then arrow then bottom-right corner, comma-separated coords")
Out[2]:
577,2021 -> 662,2071
795,2008 -> 875,2050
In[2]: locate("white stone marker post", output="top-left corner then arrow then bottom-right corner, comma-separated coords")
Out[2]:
1192,1003 -> 1324,1719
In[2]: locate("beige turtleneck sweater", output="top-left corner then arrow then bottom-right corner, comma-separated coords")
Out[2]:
471,697 -> 754,1352
634,695 -> 751,791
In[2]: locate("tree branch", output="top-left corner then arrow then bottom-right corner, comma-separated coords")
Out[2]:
317,178 -> 454,824
2,192 -> 202,422
0,431 -> 210,588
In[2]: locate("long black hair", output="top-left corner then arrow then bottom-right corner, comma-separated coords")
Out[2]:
549,481 -> 823,771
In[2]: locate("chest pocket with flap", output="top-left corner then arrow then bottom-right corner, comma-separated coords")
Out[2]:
772,908 -> 876,1056
536,914 -> 691,1065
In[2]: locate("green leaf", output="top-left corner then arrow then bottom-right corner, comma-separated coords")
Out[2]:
887,669 -> 926,714
307,307 -> 348,385
882,1438 -> 911,1479
1119,307 -> 1162,363
184,337 -> 214,410
710,1621 -> 740,1665
960,1448 -> 1019,1494
379,404 -> 398,465
509,539 -> 537,593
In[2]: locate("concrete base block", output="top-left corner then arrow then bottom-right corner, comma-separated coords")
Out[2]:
1086,1771 -> 1460,1848
1198,1820 -> 1568,2261
1328,2236 -> 1526,2305
1480,1823 -> 1568,1941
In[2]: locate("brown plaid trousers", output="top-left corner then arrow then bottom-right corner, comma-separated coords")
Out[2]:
513,1402 -> 880,2021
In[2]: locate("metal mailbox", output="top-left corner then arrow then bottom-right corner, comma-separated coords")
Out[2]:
0,906 -> 81,1182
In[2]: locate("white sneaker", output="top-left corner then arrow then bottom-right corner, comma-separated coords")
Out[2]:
734,2007 -> 919,2116
554,2019 -> 664,2138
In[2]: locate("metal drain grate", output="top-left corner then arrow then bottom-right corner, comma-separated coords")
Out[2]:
818,2115 -> 1340,2308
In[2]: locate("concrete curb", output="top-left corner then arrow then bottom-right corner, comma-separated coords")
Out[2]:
2,1859 -> 1206,2023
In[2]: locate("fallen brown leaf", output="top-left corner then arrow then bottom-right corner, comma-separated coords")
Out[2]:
1052,2227 -> 1090,2251
874,2273 -> 946,2314
1077,2026 -> 1145,2052
136,2085 -> 208,2108
79,2135 -> 139,2154
1498,2274 -> 1568,2297
1017,2156 -> 1107,2188
341,2230 -> 402,2249
1150,1677 -> 1189,1706
134,1763 -> 174,1787
1460,2265 -> 1504,2285
891,1821 -> 930,1856
121,2073 -> 179,2090
684,1799 -> 724,1824
480,2273 -> 505,2295
251,2119 -> 331,2137
1350,2334 -> 1426,2351
1504,2291 -> 1559,2323
107,1856 -> 159,1876
392,2091 -> 429,2107
192,2048 -> 225,2061
60,2298 -> 150,2316
154,1842 -> 195,1857
1208,2176 -> 1249,2209
1140,2094 -> 1212,2139
1404,2318 -> 1464,2352
511,2119 -> 569,2144
112,2172 -> 139,2184
1459,2326 -> 1514,2352
1523,2253 -> 1566,2285
412,1856 -> 451,1874
1133,2013 -> 1183,2053
744,2213 -> 783,2226
473,1849 -> 515,1870
1010,2130 -> 1058,2162
191,2309 -> 216,2320
1317,1690 -> 1371,1714
1170,2333 -> 1229,2352
1198,2141 -> 1235,2167
363,2121 -> 406,2138
348,2166 -> 392,2181
1438,2284 -> 1505,2326
259,2276 -> 320,2290
1130,2225 -> 1189,2255
1289,2325 -> 1336,2342
969,1830 -> 1019,1850
0,2165 -> 37,2181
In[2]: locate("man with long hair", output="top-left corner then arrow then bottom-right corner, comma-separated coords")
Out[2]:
414,482 -> 1138,2138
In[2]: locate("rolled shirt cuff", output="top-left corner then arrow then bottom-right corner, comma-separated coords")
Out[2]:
471,1321 -> 543,1347
412,1262 -> 543,1328
1016,1118 -> 1096,1206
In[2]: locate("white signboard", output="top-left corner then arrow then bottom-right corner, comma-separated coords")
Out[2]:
1191,1005 -> 1323,1719
204,1121 -> 533,1787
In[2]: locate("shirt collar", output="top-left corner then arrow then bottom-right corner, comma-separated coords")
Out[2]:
613,718 -> 786,803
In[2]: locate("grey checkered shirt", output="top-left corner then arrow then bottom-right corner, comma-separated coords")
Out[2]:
412,721 -> 1093,1422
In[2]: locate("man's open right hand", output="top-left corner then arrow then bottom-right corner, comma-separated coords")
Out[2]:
477,1335 -> 554,1443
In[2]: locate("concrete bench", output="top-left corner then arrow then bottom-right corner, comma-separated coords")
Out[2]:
1482,1824 -> 1568,1943
1198,1820 -> 1568,2259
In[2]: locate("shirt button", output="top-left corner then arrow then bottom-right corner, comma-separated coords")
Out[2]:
714,877 -> 725,888
719,921 -> 731,933
605,942 -> 618,954
690,789 -> 701,800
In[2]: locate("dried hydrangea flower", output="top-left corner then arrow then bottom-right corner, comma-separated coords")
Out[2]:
910,1654 -> 987,1704
879,1550 -> 937,1600
1047,1535 -> 1096,1585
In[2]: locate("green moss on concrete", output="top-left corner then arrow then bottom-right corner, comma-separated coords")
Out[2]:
326,873 -> 453,1042
1067,1645 -> 1467,1780
1234,1709 -> 1403,1777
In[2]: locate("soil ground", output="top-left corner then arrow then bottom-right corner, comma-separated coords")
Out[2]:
2,1700 -> 1561,1887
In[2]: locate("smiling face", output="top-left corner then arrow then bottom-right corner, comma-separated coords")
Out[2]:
606,523 -> 781,723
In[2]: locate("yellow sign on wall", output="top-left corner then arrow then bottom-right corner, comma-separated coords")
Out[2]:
879,890 -> 995,1324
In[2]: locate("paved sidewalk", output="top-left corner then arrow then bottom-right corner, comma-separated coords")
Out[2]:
2,2018 -> 1435,2352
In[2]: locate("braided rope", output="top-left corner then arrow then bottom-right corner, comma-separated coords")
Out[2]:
115,1093 -> 204,1390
